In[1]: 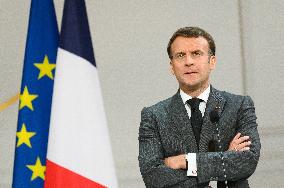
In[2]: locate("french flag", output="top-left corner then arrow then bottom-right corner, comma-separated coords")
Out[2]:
45,0 -> 118,187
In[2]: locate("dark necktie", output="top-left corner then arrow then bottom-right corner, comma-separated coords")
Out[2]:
187,98 -> 203,147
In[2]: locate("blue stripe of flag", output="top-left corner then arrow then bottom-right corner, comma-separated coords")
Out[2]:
60,0 -> 96,66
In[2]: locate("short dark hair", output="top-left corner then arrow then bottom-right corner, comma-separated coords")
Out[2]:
167,27 -> 216,59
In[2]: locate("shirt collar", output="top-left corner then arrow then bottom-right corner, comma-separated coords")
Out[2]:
180,85 -> 211,104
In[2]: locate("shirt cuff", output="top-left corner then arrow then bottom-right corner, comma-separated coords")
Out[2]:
186,153 -> 197,176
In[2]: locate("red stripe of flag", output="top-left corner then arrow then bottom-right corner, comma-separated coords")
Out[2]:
45,160 -> 107,188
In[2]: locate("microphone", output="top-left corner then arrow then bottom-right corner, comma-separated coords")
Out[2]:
209,107 -> 220,123
208,140 -> 216,152
208,107 -> 221,152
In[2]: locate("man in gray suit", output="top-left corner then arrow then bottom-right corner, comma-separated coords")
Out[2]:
138,27 -> 261,188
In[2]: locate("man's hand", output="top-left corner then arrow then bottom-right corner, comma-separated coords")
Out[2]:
228,132 -> 251,151
164,154 -> 187,169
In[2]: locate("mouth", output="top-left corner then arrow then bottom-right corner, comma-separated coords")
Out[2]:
185,71 -> 198,75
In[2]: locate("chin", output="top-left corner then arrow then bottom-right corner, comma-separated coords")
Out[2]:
181,81 -> 204,90
184,80 -> 200,87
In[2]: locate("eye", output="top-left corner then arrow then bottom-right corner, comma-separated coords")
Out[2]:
192,51 -> 202,57
174,53 -> 186,59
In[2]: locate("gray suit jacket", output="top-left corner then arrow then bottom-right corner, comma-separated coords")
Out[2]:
138,87 -> 261,188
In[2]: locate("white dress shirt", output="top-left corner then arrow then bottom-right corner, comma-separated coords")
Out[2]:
179,85 -> 210,177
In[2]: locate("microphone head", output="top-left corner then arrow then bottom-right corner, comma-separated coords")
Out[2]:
208,140 -> 216,152
209,108 -> 220,123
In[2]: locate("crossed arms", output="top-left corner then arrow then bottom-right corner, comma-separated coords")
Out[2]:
164,133 -> 251,170
138,96 -> 261,187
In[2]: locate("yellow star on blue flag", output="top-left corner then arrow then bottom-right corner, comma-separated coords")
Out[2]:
34,55 -> 56,80
16,123 -> 36,148
26,157 -> 46,181
19,86 -> 38,111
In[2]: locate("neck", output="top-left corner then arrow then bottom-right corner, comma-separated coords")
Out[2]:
181,83 -> 209,97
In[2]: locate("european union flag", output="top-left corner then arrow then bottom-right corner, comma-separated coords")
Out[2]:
12,0 -> 59,187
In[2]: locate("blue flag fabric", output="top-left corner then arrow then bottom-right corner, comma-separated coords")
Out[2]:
59,0 -> 96,66
12,0 -> 59,187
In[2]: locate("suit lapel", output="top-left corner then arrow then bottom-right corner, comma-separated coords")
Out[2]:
199,87 -> 226,152
168,91 -> 198,152
167,87 -> 226,153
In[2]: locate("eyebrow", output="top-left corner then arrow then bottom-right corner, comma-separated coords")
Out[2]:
175,51 -> 186,55
174,50 -> 203,55
191,50 -> 203,54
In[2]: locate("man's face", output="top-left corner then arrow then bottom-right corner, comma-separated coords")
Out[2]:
170,36 -> 216,92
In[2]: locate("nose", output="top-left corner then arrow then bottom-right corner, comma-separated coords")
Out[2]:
184,54 -> 194,66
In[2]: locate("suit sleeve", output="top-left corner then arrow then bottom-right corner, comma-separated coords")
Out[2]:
196,96 -> 261,183
138,107 -> 191,188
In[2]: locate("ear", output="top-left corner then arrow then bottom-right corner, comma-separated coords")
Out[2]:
170,61 -> 175,75
209,55 -> 216,70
